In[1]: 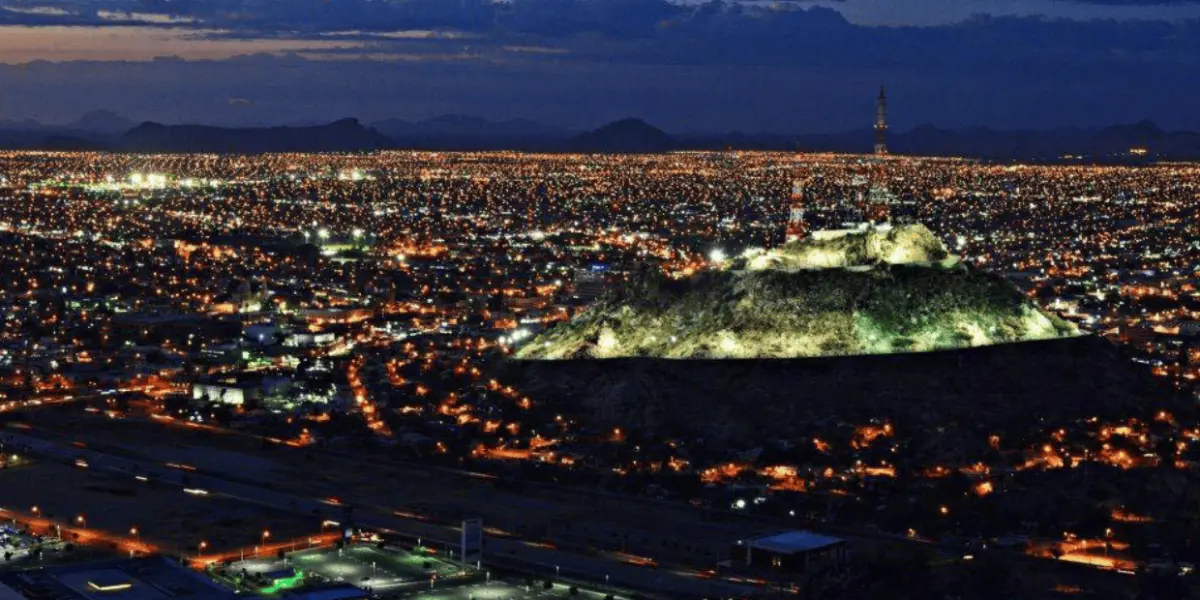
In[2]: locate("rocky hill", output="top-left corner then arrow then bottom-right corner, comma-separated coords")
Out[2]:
516,227 -> 1074,361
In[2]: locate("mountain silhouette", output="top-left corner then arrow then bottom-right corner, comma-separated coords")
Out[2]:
119,118 -> 392,153
67,110 -> 133,134
0,111 -> 1198,159
567,118 -> 677,153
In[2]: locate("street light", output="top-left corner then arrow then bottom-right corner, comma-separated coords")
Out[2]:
76,515 -> 86,527
199,541 -> 208,555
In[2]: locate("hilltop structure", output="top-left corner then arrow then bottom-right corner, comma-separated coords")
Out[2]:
874,86 -> 888,155
786,178 -> 807,242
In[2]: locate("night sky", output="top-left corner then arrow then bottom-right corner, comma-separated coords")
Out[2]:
1,0 -> 1199,132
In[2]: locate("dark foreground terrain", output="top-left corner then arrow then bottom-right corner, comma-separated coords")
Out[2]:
503,335 -> 1173,447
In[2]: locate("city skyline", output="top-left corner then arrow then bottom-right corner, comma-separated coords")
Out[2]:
1,150 -> 1198,598
2,3 -> 1200,599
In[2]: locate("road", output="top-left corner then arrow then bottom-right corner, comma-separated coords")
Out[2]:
0,426 -> 761,599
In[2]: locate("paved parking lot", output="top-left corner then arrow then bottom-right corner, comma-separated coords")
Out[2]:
214,544 -> 628,600
221,544 -> 465,593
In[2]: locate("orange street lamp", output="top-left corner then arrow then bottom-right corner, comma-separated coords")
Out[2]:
31,506 -> 39,516
76,515 -> 86,526
199,540 -> 208,555
262,530 -> 270,544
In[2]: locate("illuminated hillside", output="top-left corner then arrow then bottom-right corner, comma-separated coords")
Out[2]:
742,223 -> 952,271
516,226 -> 1077,360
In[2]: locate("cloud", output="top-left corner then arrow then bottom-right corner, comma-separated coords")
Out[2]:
5,0 -> 1200,32
0,0 -> 1198,131
0,26 -> 365,62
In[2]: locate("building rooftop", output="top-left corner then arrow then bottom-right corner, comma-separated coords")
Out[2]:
1,557 -> 236,600
748,530 -> 844,555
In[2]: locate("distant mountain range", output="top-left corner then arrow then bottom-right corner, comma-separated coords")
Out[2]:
119,118 -> 392,153
0,111 -> 1196,160
0,109 -> 134,134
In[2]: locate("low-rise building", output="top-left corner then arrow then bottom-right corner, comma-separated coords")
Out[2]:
732,530 -> 846,574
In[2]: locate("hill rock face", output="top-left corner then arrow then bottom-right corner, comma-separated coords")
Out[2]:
742,223 -> 951,271
516,225 -> 1075,360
